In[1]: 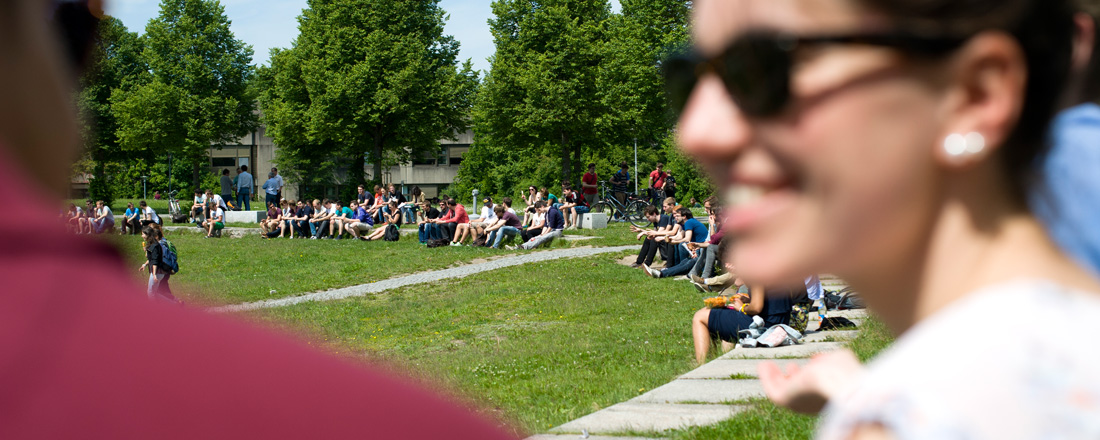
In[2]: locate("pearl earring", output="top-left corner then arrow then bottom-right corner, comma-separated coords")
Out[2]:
943,132 -> 985,160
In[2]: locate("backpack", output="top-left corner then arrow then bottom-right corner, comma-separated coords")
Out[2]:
426,239 -> 449,248
383,224 -> 400,242
159,239 -> 180,275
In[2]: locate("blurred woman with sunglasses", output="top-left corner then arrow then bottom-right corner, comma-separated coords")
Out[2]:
672,0 -> 1100,438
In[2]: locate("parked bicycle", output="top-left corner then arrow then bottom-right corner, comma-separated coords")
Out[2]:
166,190 -> 187,224
591,181 -> 650,227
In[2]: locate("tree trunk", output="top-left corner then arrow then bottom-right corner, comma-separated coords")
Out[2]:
352,153 -> 366,188
560,130 -> 572,185
372,136 -> 384,186
571,141 -> 582,187
192,161 -> 201,189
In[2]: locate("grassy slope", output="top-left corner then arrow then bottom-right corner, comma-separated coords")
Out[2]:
114,223 -> 642,305
247,253 -> 707,436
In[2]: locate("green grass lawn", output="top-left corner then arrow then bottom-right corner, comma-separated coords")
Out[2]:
114,222 -> 642,305
246,252 -> 706,437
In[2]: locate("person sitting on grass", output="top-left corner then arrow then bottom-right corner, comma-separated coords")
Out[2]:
643,207 -> 708,278
138,200 -> 160,228
690,283 -> 801,365
417,199 -> 442,243
432,198 -> 467,244
90,200 -> 114,234
468,197 -> 496,244
345,201 -> 375,240
363,201 -> 401,242
514,201 -> 564,250
278,199 -> 295,238
634,197 -> 683,268
522,201 -> 546,242
561,186 -> 590,230
367,185 -> 386,222
485,204 -> 522,249
542,187 -> 560,209
202,200 -> 225,238
189,189 -> 206,223
631,205 -> 672,268
308,199 -> 331,239
500,197 -> 517,216
260,202 -> 282,238
65,202 -> 84,233
688,198 -> 724,289
522,186 -> 540,227
329,200 -> 353,240
120,202 -> 140,235
291,200 -> 313,239
204,189 -> 228,213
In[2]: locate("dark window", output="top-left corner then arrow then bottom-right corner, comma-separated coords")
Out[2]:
449,157 -> 463,165
211,157 -> 235,167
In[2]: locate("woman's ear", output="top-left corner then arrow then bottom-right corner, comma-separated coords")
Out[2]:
934,31 -> 1028,169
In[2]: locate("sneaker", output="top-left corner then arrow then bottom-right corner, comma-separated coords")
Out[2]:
630,263 -> 641,268
642,264 -> 660,278
449,242 -> 461,247
310,236 -> 318,240
690,274 -> 706,285
505,245 -> 517,250
692,281 -> 707,293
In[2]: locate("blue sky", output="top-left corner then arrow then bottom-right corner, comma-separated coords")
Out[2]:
105,0 -> 621,74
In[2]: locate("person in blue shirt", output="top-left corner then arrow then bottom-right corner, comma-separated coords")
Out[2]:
644,207 -> 709,278
344,201 -> 375,240
610,161 -> 631,209
121,202 -> 140,235
516,202 -> 563,250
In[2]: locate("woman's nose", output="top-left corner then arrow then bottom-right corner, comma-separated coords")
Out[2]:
676,74 -> 754,164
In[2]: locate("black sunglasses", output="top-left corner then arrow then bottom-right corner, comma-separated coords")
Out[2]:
662,31 -> 969,118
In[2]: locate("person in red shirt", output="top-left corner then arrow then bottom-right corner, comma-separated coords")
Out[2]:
648,163 -> 668,205
0,2 -> 515,438
431,198 -> 468,243
581,162 -> 598,206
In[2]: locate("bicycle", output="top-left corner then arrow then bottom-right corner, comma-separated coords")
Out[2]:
591,181 -> 650,227
166,190 -> 187,224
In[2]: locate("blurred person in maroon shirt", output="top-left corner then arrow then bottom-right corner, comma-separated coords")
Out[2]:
0,1 -> 516,438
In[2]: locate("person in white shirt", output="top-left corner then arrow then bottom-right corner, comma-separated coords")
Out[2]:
138,200 -> 160,227
202,200 -> 225,238
190,189 -> 207,223
91,200 -> 114,234
204,189 -> 228,211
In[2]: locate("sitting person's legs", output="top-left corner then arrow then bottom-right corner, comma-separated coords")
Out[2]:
520,230 -> 560,250
692,307 -> 751,364
491,226 -> 518,248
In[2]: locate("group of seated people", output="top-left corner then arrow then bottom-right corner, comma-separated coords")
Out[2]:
250,198 -> 400,241
63,199 -> 161,235
522,184 -> 591,229
632,196 -> 725,289
416,196 -> 563,250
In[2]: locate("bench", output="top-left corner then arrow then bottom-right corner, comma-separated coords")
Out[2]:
580,212 -> 608,230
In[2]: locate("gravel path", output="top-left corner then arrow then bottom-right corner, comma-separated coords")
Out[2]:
210,245 -> 639,313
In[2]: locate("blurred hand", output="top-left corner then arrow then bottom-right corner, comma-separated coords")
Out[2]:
758,349 -> 864,415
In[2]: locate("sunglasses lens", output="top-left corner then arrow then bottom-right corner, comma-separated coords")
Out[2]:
721,37 -> 792,117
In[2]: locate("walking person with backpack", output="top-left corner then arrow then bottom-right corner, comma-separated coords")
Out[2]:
139,225 -> 181,305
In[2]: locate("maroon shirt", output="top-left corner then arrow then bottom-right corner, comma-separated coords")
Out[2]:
0,150 -> 515,439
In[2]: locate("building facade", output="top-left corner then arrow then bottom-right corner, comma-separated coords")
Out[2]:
209,123 -> 471,201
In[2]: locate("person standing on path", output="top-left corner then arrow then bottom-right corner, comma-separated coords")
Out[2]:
236,165 -> 253,211
262,171 -> 280,210
219,168 -> 233,209
271,167 -> 284,201
610,161 -> 631,213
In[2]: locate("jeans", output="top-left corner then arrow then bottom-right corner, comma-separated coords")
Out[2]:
488,226 -> 519,248
689,246 -> 719,279
520,229 -> 561,250
402,205 -> 417,224
439,222 -> 457,242
313,220 -> 330,238
237,190 -> 251,211
419,223 -> 440,243
294,220 -> 309,237
265,193 -> 278,210
660,254 -> 698,278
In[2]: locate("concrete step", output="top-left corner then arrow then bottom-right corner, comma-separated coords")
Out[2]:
549,402 -> 747,435
633,379 -> 763,404
678,358 -> 811,380
719,342 -> 845,360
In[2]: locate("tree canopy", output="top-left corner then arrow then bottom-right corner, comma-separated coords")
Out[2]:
258,0 -> 477,191
112,0 -> 257,188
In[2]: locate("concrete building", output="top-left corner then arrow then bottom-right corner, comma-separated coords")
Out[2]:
209,123 -> 471,201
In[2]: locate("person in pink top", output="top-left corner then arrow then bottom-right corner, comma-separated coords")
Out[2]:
0,2 -> 516,438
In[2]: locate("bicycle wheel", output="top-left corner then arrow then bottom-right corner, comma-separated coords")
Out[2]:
626,200 -> 650,227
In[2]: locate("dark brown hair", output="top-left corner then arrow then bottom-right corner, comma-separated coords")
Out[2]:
858,0 -> 1076,201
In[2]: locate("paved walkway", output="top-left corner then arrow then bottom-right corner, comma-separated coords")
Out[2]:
531,308 -> 868,440
210,245 -> 640,313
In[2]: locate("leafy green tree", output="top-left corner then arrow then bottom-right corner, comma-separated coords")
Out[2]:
473,0 -> 610,186
113,0 -> 257,188
77,17 -> 149,204
258,0 -> 477,189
